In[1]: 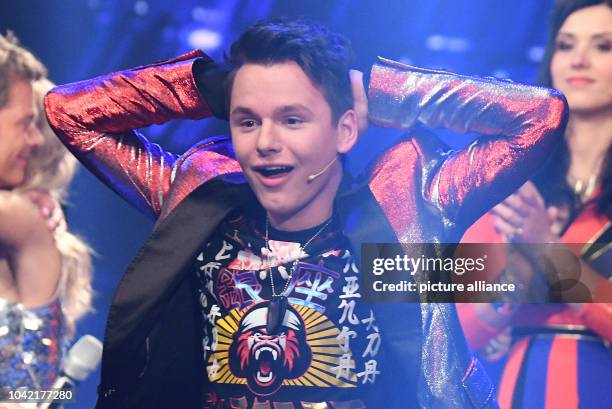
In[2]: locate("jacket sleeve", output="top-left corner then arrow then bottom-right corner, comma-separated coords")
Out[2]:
44,50 -> 219,219
367,57 -> 569,232
419,302 -> 499,409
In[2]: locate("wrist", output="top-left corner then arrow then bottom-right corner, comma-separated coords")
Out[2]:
192,58 -> 233,120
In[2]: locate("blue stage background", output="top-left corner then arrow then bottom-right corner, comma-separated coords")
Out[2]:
1,1 -> 553,407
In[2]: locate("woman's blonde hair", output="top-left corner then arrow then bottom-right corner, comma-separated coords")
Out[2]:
19,78 -> 93,337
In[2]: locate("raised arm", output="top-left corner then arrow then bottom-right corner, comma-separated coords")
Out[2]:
0,191 -> 61,307
368,57 -> 569,232
44,51 -> 221,218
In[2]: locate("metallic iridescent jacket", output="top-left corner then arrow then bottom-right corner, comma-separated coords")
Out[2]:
44,51 -> 567,409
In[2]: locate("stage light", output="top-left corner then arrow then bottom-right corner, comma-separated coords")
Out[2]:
187,28 -> 222,50
426,35 -> 471,53
528,46 -> 545,62
493,69 -> 510,79
191,6 -> 226,24
134,1 -> 149,16
427,35 -> 445,50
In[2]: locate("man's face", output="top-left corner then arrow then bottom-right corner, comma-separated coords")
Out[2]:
0,78 -> 44,189
230,62 -> 356,230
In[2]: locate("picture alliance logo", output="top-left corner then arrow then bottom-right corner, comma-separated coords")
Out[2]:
371,254 -> 487,276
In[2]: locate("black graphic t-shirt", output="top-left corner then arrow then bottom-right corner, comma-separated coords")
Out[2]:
193,206 -> 384,409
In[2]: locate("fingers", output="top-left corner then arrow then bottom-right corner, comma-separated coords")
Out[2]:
500,193 -> 530,219
491,202 -> 525,228
492,182 -> 559,242
47,203 -> 67,232
23,188 -> 54,218
21,189 -> 66,232
492,213 -> 517,242
547,206 -> 565,236
492,182 -> 546,229
491,199 -> 530,242
24,188 -> 51,207
349,69 -> 368,133
516,181 -> 545,208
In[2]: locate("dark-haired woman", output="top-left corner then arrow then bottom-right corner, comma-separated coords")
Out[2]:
459,1 -> 611,408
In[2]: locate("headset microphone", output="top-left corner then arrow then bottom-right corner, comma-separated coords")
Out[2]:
307,157 -> 338,183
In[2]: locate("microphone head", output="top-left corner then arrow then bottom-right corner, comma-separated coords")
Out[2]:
307,157 -> 338,183
62,335 -> 103,381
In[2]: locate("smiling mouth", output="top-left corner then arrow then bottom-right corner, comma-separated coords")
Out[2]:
254,166 -> 294,178
16,155 -> 30,166
567,78 -> 594,86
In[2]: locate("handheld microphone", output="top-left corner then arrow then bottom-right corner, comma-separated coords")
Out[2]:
307,157 -> 338,183
38,335 -> 103,409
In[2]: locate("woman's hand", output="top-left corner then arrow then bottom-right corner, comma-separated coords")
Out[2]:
491,181 -> 559,243
22,189 -> 66,233
350,69 -> 368,134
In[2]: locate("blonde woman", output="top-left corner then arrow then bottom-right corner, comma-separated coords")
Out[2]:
0,32 -> 92,396
20,77 -> 93,337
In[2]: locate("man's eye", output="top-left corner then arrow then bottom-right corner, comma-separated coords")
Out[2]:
286,117 -> 304,126
596,42 -> 611,52
240,119 -> 257,128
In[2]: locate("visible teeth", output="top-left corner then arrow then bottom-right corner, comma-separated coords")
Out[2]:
258,166 -> 292,177
257,371 -> 273,382
255,347 -> 278,360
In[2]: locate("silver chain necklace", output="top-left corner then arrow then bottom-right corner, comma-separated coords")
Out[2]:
264,215 -> 333,334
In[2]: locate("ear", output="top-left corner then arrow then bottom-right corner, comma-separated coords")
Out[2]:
335,109 -> 359,154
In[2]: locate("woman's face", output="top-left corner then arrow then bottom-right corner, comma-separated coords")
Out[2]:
550,4 -> 612,115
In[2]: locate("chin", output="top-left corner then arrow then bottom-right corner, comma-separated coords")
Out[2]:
256,192 -> 289,213
261,199 -> 299,219
260,193 -> 312,222
569,102 -> 611,114
564,93 -> 608,111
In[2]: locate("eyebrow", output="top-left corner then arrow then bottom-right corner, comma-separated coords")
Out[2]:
558,32 -> 612,39
230,104 -> 314,117
230,106 -> 257,117
275,104 -> 314,116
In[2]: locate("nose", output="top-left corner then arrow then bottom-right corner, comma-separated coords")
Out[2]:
26,124 -> 45,147
256,121 -> 281,156
570,45 -> 591,69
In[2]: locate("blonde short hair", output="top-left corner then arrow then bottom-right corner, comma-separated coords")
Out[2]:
0,31 -> 46,108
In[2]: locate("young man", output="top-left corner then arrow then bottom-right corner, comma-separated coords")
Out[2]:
45,20 -> 567,409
